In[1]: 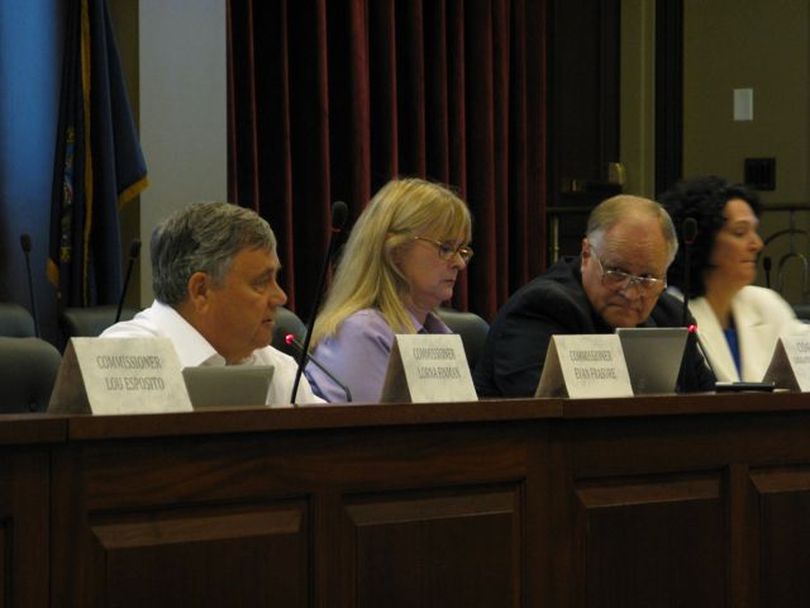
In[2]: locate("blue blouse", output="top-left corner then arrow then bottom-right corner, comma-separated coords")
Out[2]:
722,326 -> 742,377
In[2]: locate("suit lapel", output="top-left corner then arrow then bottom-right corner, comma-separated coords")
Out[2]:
690,298 -> 740,382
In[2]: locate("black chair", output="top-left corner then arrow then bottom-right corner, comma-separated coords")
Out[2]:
271,306 -> 307,358
60,305 -> 139,338
0,337 -> 61,412
0,302 -> 36,337
793,304 -> 810,323
436,308 -> 490,371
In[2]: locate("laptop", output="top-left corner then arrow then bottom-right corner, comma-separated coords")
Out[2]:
181,365 -> 274,409
615,327 -> 688,395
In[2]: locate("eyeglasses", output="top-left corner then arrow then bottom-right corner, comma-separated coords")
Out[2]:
412,236 -> 474,263
593,254 -> 666,294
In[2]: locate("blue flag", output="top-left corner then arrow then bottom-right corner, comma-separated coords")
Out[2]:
49,0 -> 148,308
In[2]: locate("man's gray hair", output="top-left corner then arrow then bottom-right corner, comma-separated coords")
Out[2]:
151,202 -> 277,305
586,194 -> 679,264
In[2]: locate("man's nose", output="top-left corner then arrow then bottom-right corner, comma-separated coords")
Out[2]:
269,283 -> 288,307
618,278 -> 644,299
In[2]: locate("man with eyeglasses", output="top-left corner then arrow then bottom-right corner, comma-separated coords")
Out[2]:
474,195 -> 715,397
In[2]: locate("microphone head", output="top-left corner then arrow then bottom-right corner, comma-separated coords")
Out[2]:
331,201 -> 349,231
284,333 -> 296,346
20,233 -> 32,253
129,239 -> 142,259
687,323 -> 698,334
682,217 -> 698,246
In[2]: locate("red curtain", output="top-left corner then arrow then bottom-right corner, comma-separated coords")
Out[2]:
227,0 -> 546,322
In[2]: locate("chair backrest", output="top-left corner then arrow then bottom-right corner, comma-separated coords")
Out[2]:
0,337 -> 62,412
435,308 -> 490,371
60,305 -> 138,338
0,302 -> 36,337
271,306 -> 307,358
794,304 -> 810,323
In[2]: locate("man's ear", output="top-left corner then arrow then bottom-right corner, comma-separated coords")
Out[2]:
186,272 -> 209,311
580,238 -> 592,274
581,237 -> 591,259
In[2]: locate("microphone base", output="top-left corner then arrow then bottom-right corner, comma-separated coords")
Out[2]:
715,381 -> 776,393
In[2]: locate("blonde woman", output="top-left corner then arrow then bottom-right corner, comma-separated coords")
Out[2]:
306,178 -> 473,402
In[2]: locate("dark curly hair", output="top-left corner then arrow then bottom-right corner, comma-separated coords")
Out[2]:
658,175 -> 761,298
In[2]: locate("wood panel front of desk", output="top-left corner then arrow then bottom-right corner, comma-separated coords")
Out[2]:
12,394 -> 810,606
0,417 -> 62,608
48,404 -> 554,607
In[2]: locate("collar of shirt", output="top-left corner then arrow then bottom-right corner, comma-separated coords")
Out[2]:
411,310 -> 452,335
148,300 -> 256,367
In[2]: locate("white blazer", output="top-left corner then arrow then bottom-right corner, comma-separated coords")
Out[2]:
688,286 -> 808,382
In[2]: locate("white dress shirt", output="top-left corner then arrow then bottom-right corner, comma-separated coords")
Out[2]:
101,300 -> 324,405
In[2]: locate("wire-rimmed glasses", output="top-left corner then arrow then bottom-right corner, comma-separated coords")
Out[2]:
412,236 -> 474,263
593,254 -> 666,294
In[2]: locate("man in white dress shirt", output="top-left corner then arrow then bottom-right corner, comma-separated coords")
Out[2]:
101,201 -> 323,405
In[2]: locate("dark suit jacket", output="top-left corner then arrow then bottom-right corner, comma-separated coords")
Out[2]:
473,256 -> 716,397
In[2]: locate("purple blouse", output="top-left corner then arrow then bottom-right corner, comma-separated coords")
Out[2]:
304,308 -> 451,403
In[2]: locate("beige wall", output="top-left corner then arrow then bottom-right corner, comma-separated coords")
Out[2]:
684,0 -> 809,201
109,0 -> 227,307
622,0 -> 810,202
138,0 -> 227,305
622,0 -> 810,302
684,0 -> 810,302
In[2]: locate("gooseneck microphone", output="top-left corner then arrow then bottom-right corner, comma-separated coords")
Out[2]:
285,334 -> 352,402
676,217 -> 705,391
116,239 -> 141,323
20,233 -> 40,338
290,201 -> 349,405
678,218 -> 730,389
687,322 -> 718,383
681,217 -> 698,327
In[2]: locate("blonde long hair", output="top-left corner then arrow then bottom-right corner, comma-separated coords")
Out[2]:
312,178 -> 472,345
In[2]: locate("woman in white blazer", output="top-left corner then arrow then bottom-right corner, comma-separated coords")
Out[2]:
660,176 -> 807,382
